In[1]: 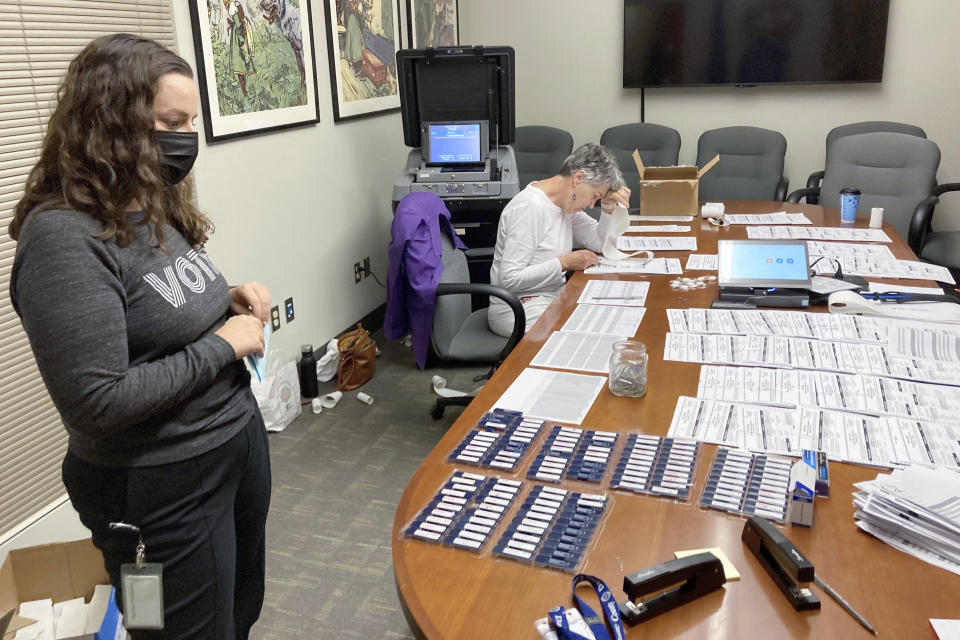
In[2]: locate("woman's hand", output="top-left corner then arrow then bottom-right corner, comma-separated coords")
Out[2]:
559,249 -> 600,271
600,185 -> 632,212
229,281 -> 271,323
215,314 -> 266,359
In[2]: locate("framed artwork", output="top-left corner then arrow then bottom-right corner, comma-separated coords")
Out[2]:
322,0 -> 402,122
407,0 -> 458,49
188,0 -> 321,142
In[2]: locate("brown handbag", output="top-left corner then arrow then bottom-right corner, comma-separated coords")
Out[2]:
336,323 -> 376,391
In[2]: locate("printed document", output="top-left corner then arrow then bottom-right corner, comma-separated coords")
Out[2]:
585,257 -> 683,275
577,280 -> 650,306
530,331 -> 623,374
494,368 -> 606,425
724,212 -> 812,225
617,236 -> 698,252
685,254 -> 718,270
562,304 -> 646,336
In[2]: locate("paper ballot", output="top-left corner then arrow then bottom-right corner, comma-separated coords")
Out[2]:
603,205 -> 654,262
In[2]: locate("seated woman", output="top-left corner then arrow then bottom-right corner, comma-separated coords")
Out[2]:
488,143 -> 631,337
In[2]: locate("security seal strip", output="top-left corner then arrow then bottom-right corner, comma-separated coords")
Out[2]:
493,484 -> 611,573
610,434 -> 701,501
698,448 -> 794,523
403,470 -> 522,553
447,408 -> 546,472
527,426 -> 619,485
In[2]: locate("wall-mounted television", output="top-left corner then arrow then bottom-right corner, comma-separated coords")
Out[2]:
623,0 -> 890,88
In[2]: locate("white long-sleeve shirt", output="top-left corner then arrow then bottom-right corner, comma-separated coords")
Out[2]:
487,184 -> 610,332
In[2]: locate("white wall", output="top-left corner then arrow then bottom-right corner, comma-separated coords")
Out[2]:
172,3 -> 408,360
460,0 -> 960,229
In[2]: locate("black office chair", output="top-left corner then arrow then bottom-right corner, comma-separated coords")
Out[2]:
696,126 -> 789,201
787,132 -> 940,242
429,232 -> 526,418
909,183 -> 960,276
514,125 -> 574,189
600,123 -> 681,209
805,121 -> 927,204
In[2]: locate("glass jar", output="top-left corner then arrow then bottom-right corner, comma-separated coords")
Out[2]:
608,340 -> 648,398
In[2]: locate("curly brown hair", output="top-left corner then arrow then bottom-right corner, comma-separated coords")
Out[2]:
8,33 -> 213,249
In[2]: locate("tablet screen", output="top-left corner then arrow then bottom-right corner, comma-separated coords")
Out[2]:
718,240 -> 811,288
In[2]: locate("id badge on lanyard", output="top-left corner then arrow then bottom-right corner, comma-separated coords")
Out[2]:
109,522 -> 164,630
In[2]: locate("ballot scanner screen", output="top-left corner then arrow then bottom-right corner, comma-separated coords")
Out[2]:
425,121 -> 485,165
718,240 -> 812,289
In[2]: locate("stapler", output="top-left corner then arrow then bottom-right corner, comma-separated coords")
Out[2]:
618,552 -> 726,625
742,516 -> 820,610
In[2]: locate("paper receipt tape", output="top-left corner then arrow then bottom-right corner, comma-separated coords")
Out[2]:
602,205 -> 654,262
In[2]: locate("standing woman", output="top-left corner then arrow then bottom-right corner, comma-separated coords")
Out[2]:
9,34 -> 271,639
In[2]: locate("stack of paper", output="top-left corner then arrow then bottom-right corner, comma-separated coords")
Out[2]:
853,466 -> 960,576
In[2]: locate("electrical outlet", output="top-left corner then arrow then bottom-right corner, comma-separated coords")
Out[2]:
270,305 -> 281,332
363,256 -> 371,278
354,261 -> 363,283
284,297 -> 295,323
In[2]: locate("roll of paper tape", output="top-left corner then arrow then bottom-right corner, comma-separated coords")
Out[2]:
431,375 -> 469,398
869,207 -> 884,229
356,391 -> 374,405
311,397 -> 322,414
320,390 -> 342,409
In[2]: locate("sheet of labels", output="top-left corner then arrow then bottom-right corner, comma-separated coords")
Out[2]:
610,435 -> 700,500
493,485 -> 610,573
662,332 -> 960,386
666,308 -> 889,342
448,408 -> 545,471
699,448 -> 793,523
404,471 -> 522,552
697,364 -> 960,422
526,426 -> 618,484
667,396 -> 960,471
745,226 -> 891,242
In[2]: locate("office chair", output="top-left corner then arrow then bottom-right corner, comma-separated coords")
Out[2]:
908,182 -> 960,275
787,132 -> 940,242
429,231 -> 525,418
514,125 -> 574,189
600,123 -> 681,209
805,121 -> 927,204
696,126 -> 789,201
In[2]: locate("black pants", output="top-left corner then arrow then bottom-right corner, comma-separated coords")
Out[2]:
63,410 -> 271,640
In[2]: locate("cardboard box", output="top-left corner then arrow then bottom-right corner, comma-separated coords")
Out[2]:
0,539 -> 122,640
632,150 -> 719,215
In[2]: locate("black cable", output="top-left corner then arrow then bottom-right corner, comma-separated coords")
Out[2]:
368,269 -> 386,288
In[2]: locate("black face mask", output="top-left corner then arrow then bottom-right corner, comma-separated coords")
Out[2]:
156,131 -> 199,185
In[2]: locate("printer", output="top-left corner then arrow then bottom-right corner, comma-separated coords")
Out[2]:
393,46 -> 520,283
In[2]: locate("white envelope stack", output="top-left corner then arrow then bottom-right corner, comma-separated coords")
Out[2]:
853,465 -> 960,576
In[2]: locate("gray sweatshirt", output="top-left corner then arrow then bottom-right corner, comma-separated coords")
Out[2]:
10,208 -> 256,467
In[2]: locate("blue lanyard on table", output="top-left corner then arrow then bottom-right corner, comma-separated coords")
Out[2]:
549,574 -> 626,640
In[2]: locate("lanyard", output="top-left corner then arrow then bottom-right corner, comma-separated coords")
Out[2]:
550,574 -> 626,640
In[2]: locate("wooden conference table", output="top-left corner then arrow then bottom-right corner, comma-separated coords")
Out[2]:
392,201 -> 958,639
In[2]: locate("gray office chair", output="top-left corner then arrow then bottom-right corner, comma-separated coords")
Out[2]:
696,126 -> 788,201
429,232 -> 525,418
600,123 -> 681,209
805,121 -> 927,204
787,132 -> 940,242
514,125 -> 574,188
909,183 -> 960,274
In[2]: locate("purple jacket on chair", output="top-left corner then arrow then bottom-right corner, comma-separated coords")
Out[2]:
385,192 -> 467,369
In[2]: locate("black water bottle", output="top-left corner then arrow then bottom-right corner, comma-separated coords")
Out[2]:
299,344 -> 318,398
